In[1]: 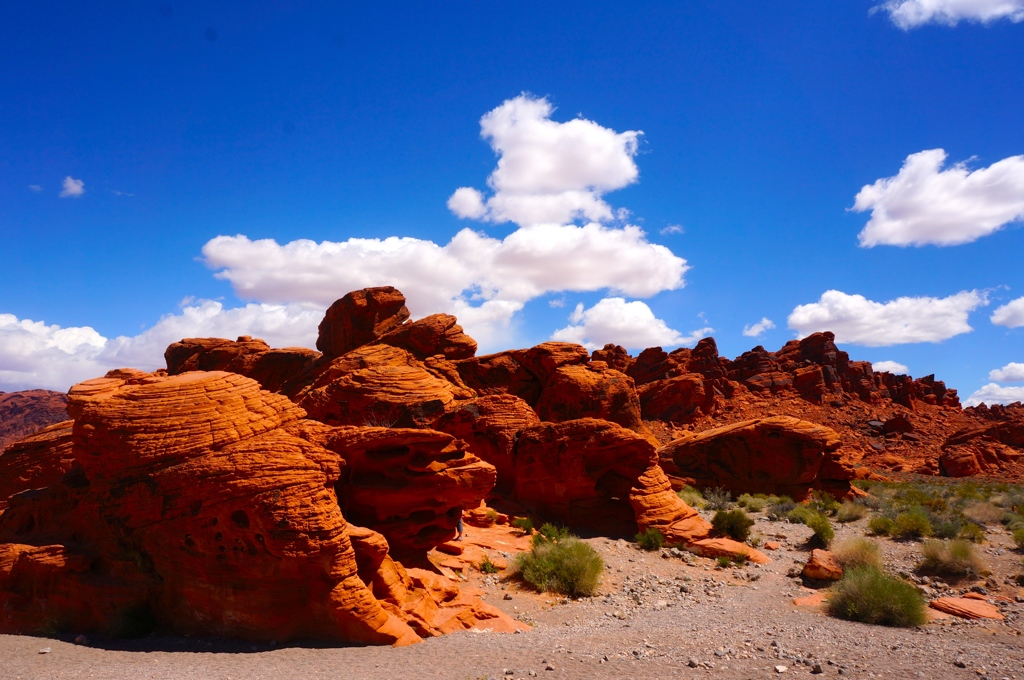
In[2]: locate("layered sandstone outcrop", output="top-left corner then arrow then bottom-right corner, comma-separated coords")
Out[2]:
0,390 -> 69,451
0,370 -> 514,644
0,420 -> 74,511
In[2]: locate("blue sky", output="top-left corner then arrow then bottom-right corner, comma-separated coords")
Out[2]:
2,1 -> 1023,405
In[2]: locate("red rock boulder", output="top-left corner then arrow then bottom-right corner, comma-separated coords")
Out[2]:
316,286 -> 410,357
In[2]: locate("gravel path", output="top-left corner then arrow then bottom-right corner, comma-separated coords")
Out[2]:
4,517 -> 1022,680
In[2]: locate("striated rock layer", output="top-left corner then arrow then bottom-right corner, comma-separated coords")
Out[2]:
0,390 -> 69,451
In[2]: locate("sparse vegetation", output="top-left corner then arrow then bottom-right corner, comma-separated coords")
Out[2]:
809,491 -> 840,517
868,516 -> 895,536
836,501 -> 868,523
893,508 -> 933,539
704,487 -> 733,511
767,496 -> 797,520
535,523 -> 570,545
635,527 -> 665,551
832,537 -> 883,571
677,485 -> 704,508
1013,527 -> 1024,550
478,555 -> 499,574
958,522 -> 985,543
515,535 -> 603,597
826,566 -> 927,627
510,517 -> 534,534
918,539 -> 989,577
805,512 -> 834,548
716,556 -> 731,568
737,493 -> 768,513
711,509 -> 755,541
964,502 -> 1007,526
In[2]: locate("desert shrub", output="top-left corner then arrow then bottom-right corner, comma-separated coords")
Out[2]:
893,508 -> 933,539
1012,527 -> 1024,550
868,516 -> 895,536
704,487 -> 733,511
732,553 -> 748,566
806,512 -> 835,548
954,481 -> 983,501
510,517 -> 534,534
535,523 -> 570,545
749,532 -> 765,548
958,523 -> 985,543
992,490 -> 1024,510
1006,514 -> 1024,532
836,501 -> 869,523
918,539 -> 988,577
832,537 -> 884,571
737,493 -> 767,513
964,502 -> 1007,526
786,505 -> 816,525
478,555 -> 499,574
826,566 -> 926,627
711,509 -> 755,541
516,536 -> 603,597
635,527 -> 665,551
767,496 -> 797,520
484,508 -> 499,522
809,491 -> 840,517
930,512 -> 965,539
716,556 -> 731,568
677,486 -> 704,508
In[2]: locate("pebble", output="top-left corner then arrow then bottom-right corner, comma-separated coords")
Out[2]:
775,665 -> 788,673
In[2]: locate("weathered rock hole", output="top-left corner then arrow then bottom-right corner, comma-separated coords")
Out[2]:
230,510 -> 250,529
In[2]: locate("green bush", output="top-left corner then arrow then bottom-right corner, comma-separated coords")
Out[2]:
918,539 -> 988,577
737,493 -> 767,513
704,487 -> 733,511
868,516 -> 895,536
1013,527 -> 1024,550
535,523 -> 570,545
787,505 -> 816,525
478,555 -> 499,574
716,556 -> 731,568
516,536 -> 604,597
893,509 -> 933,539
806,512 -> 835,548
711,509 -> 755,541
832,537 -> 883,571
809,491 -> 840,517
836,501 -> 868,523
677,486 -> 704,508
931,513 -> 965,540
958,523 -> 985,543
767,496 -> 797,520
635,527 -> 665,551
510,517 -> 534,534
826,566 -> 927,627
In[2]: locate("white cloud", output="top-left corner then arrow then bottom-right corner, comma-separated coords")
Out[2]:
203,223 -> 687,350
876,0 -> 1024,28
853,150 -> 1024,247
992,296 -> 1024,327
989,362 -> 1024,382
28,184 -> 42,193
550,297 -> 711,351
660,224 -> 684,235
872,360 -> 909,374
787,289 -> 988,346
964,383 -> 1024,407
742,317 -> 775,338
59,176 -> 85,198
0,301 -> 322,392
448,94 -> 641,226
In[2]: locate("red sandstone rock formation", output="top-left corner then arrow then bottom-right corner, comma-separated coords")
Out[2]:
316,286 -> 410,357
165,336 -> 321,393
0,390 -> 69,451
658,416 -> 859,500
0,420 -> 74,511
0,370 -> 514,644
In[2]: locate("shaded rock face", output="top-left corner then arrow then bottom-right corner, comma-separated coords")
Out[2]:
317,286 -> 410,357
0,421 -> 74,511
658,416 -> 857,500
0,371 -> 513,644
165,336 -> 321,393
0,390 -> 69,452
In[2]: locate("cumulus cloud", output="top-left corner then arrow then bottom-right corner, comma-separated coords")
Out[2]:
60,176 -> 85,198
872,360 -> 909,374
992,296 -> 1024,327
742,317 -> 776,338
853,150 -> 1024,247
964,383 -> 1024,407
787,289 -> 988,346
876,0 -> 1024,28
989,362 -> 1024,382
203,223 -> 688,350
0,302 -> 322,392
448,94 -> 641,226
550,297 -> 711,351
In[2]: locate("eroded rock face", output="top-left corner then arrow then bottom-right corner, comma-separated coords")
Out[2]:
534,363 -> 647,435
0,421 -> 74,511
165,336 -> 321,393
0,370 -> 513,644
0,390 -> 69,452
317,286 -> 411,357
658,416 -> 857,500
379,314 -> 477,361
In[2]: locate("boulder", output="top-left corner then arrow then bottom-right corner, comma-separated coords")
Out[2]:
379,313 -> 477,361
928,597 -> 1005,620
534,363 -> 647,434
165,337 -> 321,393
454,342 -> 589,406
316,287 -> 410,357
802,549 -> 842,581
658,416 -> 856,500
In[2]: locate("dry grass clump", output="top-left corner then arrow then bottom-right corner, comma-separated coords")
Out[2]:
836,501 -> 869,523
963,502 -> 1006,526
826,566 -> 926,627
918,539 -> 989,578
703,487 -> 733,510
677,486 -> 703,508
893,508 -> 933,539
832,537 -> 884,571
